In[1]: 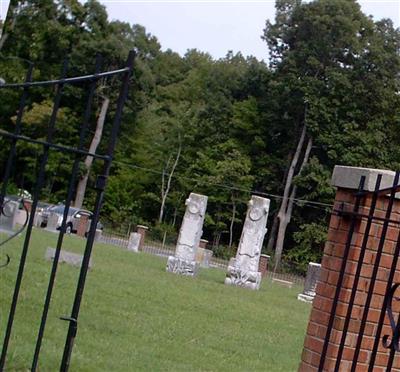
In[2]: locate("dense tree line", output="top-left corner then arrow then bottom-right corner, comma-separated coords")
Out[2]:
0,0 -> 399,272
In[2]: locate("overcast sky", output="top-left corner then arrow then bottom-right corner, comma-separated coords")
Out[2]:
99,0 -> 400,61
0,1 -> 399,61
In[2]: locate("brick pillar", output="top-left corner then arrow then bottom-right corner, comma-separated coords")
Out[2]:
299,166 -> 400,371
136,225 -> 148,251
199,239 -> 208,249
258,254 -> 270,277
76,214 -> 89,237
22,199 -> 32,213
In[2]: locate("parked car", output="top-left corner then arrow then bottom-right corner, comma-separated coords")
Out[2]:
39,204 -> 103,234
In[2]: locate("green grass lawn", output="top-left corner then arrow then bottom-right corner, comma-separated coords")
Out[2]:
1,229 -> 311,371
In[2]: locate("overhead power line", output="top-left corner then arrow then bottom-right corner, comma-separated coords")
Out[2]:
111,160 -> 334,211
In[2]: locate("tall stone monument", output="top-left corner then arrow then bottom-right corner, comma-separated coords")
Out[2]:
297,262 -> 321,303
225,195 -> 270,290
166,193 -> 207,276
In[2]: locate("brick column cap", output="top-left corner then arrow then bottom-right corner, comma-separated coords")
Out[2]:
260,254 -> 270,258
136,225 -> 149,230
332,165 -> 396,192
308,262 -> 321,267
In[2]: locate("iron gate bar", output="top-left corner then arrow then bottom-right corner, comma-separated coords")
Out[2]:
0,65 -> 33,214
59,50 -> 135,372
369,202 -> 400,370
30,55 -> 102,372
0,59 -> 69,370
0,67 -> 129,89
351,171 -> 400,371
334,175 -> 382,371
335,209 -> 400,226
318,176 -> 366,371
0,129 -> 110,160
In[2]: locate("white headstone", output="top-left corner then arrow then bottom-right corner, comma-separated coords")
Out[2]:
128,232 -> 141,252
0,200 -> 19,233
298,262 -> 321,303
94,229 -> 103,242
225,195 -> 270,290
167,193 -> 208,276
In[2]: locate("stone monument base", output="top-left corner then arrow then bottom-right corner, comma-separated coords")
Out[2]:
166,256 -> 199,276
225,262 -> 261,290
297,293 -> 315,303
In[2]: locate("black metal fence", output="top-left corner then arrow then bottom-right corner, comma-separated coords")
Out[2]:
319,172 -> 400,371
0,51 -> 135,371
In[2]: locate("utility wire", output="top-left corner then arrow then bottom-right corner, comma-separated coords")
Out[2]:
111,160 -> 334,211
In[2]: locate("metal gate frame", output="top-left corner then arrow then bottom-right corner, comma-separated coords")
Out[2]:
319,171 -> 400,371
0,50 -> 135,371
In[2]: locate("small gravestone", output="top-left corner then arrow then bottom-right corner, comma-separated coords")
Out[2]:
46,212 -> 59,232
128,232 -> 141,252
298,262 -> 321,303
0,200 -> 19,234
195,247 -> 213,268
45,247 -> 93,269
94,229 -> 102,242
167,193 -> 208,276
225,195 -> 270,290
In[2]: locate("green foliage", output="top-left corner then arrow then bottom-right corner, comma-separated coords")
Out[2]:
287,222 -> 328,273
1,0 -> 400,271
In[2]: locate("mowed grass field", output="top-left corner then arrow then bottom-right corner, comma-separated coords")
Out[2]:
1,229 -> 311,371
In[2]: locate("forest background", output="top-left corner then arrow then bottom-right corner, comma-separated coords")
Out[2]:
0,0 -> 399,273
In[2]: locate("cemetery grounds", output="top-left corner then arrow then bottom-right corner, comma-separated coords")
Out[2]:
1,229 -> 311,371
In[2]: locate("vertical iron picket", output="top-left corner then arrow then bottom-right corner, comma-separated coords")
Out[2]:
0,60 -> 69,370
31,55 -> 102,372
0,51 -> 135,371
59,50 -> 135,372
351,171 -> 400,371
334,175 -> 382,371
318,176 -> 366,371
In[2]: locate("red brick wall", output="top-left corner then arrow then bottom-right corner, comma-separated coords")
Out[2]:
258,254 -> 270,277
136,225 -> 148,251
299,188 -> 400,371
76,215 -> 89,237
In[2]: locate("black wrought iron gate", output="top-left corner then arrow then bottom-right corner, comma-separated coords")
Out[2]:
0,50 -> 135,371
319,172 -> 400,371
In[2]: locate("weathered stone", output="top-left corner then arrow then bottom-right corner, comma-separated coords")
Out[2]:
297,262 -> 321,303
195,247 -> 213,267
166,193 -> 207,276
94,228 -> 102,242
45,247 -> 93,268
332,165 -> 398,194
225,195 -> 270,290
0,200 -> 19,233
128,232 -> 141,252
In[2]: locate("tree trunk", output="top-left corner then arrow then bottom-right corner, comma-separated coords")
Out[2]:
228,196 -> 236,249
159,141 -> 181,223
0,4 -> 17,51
74,97 -> 109,208
266,214 -> 279,252
273,124 -> 307,271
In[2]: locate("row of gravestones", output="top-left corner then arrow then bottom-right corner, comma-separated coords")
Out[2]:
1,196 -> 321,300
161,192 -> 321,297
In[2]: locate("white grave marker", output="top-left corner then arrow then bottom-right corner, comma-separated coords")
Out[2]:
167,193 -> 207,276
225,195 -> 270,290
